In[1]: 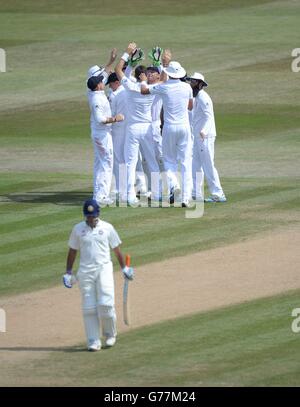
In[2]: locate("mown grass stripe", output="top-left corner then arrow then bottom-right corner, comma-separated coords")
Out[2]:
0,209 -> 79,234
0,217 -> 76,246
0,229 -> 73,255
14,290 -> 299,386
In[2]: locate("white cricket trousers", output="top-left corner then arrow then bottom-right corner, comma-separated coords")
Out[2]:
91,130 -> 113,202
141,121 -> 164,191
162,123 -> 193,201
152,121 -> 163,170
112,124 -> 126,194
77,262 -> 116,344
192,135 -> 224,198
124,122 -> 160,201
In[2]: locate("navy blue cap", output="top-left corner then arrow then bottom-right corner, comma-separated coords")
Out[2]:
146,66 -> 160,73
83,199 -> 100,217
87,74 -> 104,91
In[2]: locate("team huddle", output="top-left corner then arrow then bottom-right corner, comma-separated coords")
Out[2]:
62,44 -> 227,351
87,42 -> 226,208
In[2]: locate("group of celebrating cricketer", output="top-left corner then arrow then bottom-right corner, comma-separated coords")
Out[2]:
86,42 -> 226,208
62,44 -> 227,352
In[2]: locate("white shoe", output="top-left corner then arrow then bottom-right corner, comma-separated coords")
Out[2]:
140,191 -> 151,198
127,197 -> 141,207
205,195 -> 227,203
105,337 -> 116,347
136,184 -> 147,195
181,200 -> 194,208
98,197 -> 115,207
88,339 -> 101,352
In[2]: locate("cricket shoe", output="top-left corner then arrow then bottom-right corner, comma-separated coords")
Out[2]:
97,197 -> 115,207
136,184 -> 147,199
105,336 -> 116,348
169,186 -> 181,205
204,195 -> 227,203
88,339 -> 101,352
141,191 -> 152,199
192,195 -> 204,202
181,200 -> 194,208
127,197 -> 141,207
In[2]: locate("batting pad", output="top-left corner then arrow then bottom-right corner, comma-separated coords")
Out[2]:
82,307 -> 100,344
97,305 -> 117,339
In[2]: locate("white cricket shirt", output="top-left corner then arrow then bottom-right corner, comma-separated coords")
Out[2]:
110,85 -> 128,130
87,90 -> 112,133
192,89 -> 216,138
121,76 -> 154,124
68,220 -> 122,272
149,79 -> 192,125
151,94 -> 163,123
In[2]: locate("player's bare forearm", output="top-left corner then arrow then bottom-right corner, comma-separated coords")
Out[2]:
160,48 -> 171,82
115,42 -> 137,80
140,72 -> 151,95
115,58 -> 126,80
66,248 -> 77,272
105,48 -> 117,73
113,246 -> 125,269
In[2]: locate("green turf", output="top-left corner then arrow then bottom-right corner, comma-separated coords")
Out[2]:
0,1 -> 299,110
0,0 -> 299,389
0,0 -> 275,15
0,0 -> 300,296
2,290 -> 299,386
0,171 -> 299,296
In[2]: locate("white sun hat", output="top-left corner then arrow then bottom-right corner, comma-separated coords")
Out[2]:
87,65 -> 105,79
162,61 -> 186,79
188,72 -> 208,87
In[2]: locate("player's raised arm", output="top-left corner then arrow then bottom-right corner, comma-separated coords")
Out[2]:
161,48 -> 172,82
140,72 -> 151,95
115,42 -> 137,80
104,48 -> 118,74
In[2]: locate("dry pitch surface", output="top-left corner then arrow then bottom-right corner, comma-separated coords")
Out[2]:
0,228 -> 299,376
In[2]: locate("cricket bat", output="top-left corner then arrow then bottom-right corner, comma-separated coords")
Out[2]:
123,254 -> 131,326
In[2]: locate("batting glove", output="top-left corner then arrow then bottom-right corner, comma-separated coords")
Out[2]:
63,272 -> 76,288
122,266 -> 134,281
148,46 -> 163,67
128,48 -> 145,67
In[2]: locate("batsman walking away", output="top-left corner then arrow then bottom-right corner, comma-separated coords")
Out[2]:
63,199 -> 134,352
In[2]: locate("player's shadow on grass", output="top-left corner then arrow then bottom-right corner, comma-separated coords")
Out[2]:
0,346 -> 113,352
4,192 -> 91,205
0,346 -> 88,353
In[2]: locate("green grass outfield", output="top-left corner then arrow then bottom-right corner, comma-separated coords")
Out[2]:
0,0 -> 300,386
2,290 -> 300,387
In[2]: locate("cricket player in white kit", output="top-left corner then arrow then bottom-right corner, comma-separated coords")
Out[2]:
115,43 -> 161,205
188,72 -> 226,202
141,59 -> 194,207
147,66 -> 164,170
63,199 -> 134,351
87,73 -> 124,206
106,72 -> 128,198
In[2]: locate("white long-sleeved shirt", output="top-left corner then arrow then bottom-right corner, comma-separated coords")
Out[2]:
151,94 -> 163,124
121,76 -> 154,125
149,79 -> 192,126
87,90 -> 112,133
192,89 -> 216,138
109,85 -> 127,130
